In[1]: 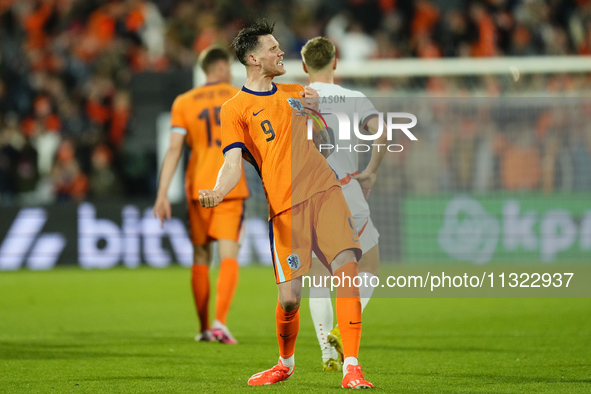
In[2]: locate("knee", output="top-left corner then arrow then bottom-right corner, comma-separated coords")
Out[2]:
193,245 -> 210,266
280,297 -> 301,312
362,260 -> 379,276
369,264 -> 379,277
193,255 -> 210,266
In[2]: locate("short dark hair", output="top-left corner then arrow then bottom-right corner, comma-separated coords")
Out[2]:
198,46 -> 231,74
231,19 -> 275,66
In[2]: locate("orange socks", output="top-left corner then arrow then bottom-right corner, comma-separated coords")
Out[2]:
191,264 -> 210,332
276,301 -> 300,358
335,262 -> 362,360
192,259 -> 239,332
215,258 -> 239,325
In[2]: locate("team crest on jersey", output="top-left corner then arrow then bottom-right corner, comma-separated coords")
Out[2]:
286,254 -> 301,269
287,98 -> 304,112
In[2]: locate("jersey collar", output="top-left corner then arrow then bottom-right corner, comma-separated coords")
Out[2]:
241,83 -> 277,96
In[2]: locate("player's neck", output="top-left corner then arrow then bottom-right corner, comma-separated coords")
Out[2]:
308,71 -> 334,84
244,73 -> 275,92
205,76 -> 223,85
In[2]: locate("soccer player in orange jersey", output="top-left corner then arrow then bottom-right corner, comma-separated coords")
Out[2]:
153,46 -> 249,345
198,20 -> 373,389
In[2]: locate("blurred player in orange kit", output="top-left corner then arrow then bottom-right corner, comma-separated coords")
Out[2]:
198,20 -> 373,389
153,46 -> 249,345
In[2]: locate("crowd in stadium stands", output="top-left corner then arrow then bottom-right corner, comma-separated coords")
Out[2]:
379,103 -> 591,195
1,0 -> 591,203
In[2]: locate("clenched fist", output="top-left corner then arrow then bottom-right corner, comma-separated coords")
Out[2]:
199,190 -> 223,208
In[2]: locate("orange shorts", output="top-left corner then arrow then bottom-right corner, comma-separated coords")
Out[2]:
187,198 -> 245,245
269,186 -> 362,284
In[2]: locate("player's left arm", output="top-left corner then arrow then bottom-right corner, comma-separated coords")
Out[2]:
352,116 -> 387,199
300,86 -> 331,157
313,124 -> 331,158
199,147 -> 242,208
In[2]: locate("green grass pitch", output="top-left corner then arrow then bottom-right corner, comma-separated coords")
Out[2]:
1,266 -> 590,393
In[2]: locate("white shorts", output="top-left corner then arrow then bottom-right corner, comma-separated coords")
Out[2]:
312,178 -> 379,258
355,216 -> 380,255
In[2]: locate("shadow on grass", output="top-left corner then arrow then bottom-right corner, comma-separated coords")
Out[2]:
396,371 -> 591,385
363,343 -> 510,353
0,341 -> 193,360
78,376 -> 169,382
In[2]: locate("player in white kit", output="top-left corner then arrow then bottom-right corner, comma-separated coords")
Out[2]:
301,37 -> 388,371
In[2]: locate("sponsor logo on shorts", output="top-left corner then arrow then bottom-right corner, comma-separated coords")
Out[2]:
287,254 -> 301,269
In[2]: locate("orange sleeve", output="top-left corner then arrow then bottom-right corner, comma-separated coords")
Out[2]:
221,101 -> 261,176
221,103 -> 246,153
170,96 -> 188,135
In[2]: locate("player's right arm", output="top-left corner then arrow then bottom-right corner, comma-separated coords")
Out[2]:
153,131 -> 185,225
153,96 -> 187,226
199,148 -> 242,208
200,102 -> 246,208
352,116 -> 387,199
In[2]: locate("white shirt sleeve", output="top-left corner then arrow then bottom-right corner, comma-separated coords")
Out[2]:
171,126 -> 187,135
354,92 -> 379,131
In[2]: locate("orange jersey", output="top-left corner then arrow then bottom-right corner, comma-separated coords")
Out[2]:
171,82 -> 249,200
221,82 -> 339,218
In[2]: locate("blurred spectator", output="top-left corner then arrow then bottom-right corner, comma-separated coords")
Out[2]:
411,0 -> 440,57
578,23 -> 591,55
570,127 -> 591,191
537,107 -> 574,191
110,90 -> 131,148
84,75 -> 115,129
0,113 -> 26,200
31,130 -> 61,178
373,30 -> 400,58
0,79 -> 14,114
470,2 -> 497,57
326,13 -> 377,61
543,25 -> 570,55
437,10 -> 472,57
51,139 -> 88,202
21,95 -> 61,137
59,99 -> 88,138
510,24 -> 536,56
89,143 -> 122,198
193,11 -> 222,54
540,130 -> 573,193
472,124 -> 501,192
501,127 -> 541,191
451,119 -> 477,191
404,129 -> 442,194
135,0 -> 166,62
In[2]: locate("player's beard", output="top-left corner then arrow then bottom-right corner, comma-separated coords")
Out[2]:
262,61 -> 285,77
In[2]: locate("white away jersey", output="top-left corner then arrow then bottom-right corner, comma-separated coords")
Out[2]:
309,82 -> 379,180
310,82 -> 379,222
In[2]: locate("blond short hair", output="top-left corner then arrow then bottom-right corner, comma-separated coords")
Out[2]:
301,37 -> 336,71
